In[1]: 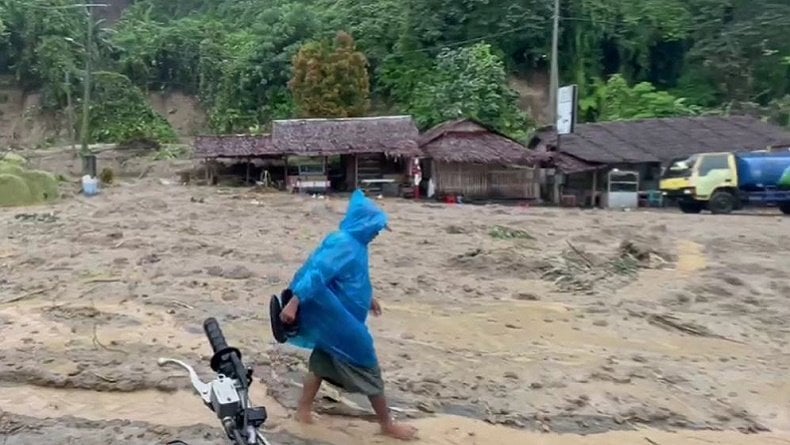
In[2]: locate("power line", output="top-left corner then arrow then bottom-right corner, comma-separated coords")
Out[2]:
397,22 -> 545,56
560,16 -> 621,26
26,3 -> 107,9
337,15 -> 622,57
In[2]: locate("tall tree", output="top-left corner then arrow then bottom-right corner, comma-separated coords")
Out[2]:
408,43 -> 529,139
289,32 -> 370,118
683,0 -> 790,105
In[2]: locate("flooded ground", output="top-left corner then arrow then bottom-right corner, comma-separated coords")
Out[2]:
1,172 -> 789,444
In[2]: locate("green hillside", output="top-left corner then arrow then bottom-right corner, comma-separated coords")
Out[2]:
0,0 -> 788,143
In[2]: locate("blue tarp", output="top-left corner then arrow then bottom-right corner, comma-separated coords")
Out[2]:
288,190 -> 389,368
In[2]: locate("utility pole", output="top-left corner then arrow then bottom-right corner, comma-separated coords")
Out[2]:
80,4 -> 93,158
33,3 -> 106,174
549,0 -> 560,128
549,0 -> 562,205
65,71 -> 75,153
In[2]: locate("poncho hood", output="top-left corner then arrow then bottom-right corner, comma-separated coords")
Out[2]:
339,190 -> 389,244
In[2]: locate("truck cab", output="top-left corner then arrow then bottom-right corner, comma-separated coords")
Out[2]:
660,151 -> 790,215
660,152 -> 737,214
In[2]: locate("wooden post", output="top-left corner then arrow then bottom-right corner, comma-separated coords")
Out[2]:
591,169 -> 598,207
413,158 -> 421,200
245,158 -> 251,185
553,171 -> 561,205
323,156 -> 328,194
204,158 -> 209,183
354,155 -> 359,190
283,156 -> 289,191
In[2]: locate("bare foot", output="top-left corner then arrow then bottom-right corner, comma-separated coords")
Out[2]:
381,422 -> 418,441
295,409 -> 315,424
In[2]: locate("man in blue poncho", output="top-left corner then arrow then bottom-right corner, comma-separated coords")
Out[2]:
280,190 -> 417,440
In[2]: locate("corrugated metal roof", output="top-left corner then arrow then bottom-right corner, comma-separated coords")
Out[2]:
532,116 -> 790,164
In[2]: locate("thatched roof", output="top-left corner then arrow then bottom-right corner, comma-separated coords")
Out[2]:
419,119 -> 530,165
530,116 -> 790,166
271,116 -> 420,157
526,150 -> 600,174
194,134 -> 275,158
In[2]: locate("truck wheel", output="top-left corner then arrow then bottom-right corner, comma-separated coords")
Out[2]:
780,204 -> 790,215
678,201 -> 703,214
709,191 -> 736,215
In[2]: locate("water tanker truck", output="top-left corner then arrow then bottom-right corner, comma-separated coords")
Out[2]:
660,151 -> 790,215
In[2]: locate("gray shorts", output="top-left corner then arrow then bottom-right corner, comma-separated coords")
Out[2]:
308,349 -> 384,397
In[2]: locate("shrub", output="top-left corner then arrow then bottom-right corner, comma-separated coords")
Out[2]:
0,174 -> 34,207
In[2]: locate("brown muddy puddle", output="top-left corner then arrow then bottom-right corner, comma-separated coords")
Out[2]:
0,386 -> 235,427
2,385 -> 789,445
373,299 -> 750,364
0,301 -> 205,352
675,240 -> 707,275
289,416 -> 790,445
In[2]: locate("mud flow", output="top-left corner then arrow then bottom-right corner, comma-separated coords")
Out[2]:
1,174 -> 789,444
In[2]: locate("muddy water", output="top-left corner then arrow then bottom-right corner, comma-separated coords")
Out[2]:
287,416 -> 790,445
4,385 -> 787,445
0,387 -> 224,426
0,301 -> 205,352
1,179 -> 789,444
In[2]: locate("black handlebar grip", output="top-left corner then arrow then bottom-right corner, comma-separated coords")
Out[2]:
203,317 -> 229,354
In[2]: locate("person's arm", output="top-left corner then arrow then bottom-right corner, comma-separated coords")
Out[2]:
281,235 -> 355,322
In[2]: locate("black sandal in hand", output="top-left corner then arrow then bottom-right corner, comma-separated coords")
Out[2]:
270,289 -> 299,343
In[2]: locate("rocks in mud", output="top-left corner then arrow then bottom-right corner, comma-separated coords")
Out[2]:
462,284 -> 482,296
445,225 -> 468,234
618,240 -> 654,263
719,273 -> 746,287
503,371 -> 519,380
137,253 -> 161,265
564,394 -> 590,409
14,212 -> 59,224
590,370 -> 632,385
417,400 -> 439,413
205,265 -> 253,280
513,292 -> 540,301
220,291 -> 239,302
41,306 -> 140,327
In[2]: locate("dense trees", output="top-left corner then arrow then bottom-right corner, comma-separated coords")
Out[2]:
290,32 -> 371,118
0,0 -> 787,143
581,75 -> 701,122
406,44 -> 528,139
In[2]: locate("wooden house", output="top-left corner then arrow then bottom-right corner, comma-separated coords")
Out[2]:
419,119 -> 539,200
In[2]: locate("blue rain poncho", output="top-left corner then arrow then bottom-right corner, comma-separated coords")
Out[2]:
288,190 -> 389,368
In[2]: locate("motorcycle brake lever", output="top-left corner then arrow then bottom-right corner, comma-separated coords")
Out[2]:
256,430 -> 273,445
158,357 -> 212,404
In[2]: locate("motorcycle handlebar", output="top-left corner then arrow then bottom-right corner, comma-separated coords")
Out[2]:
203,317 -> 229,354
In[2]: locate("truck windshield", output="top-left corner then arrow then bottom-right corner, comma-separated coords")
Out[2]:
662,155 -> 698,179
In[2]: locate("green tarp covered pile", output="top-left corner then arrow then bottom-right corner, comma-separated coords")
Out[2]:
0,153 -> 60,207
